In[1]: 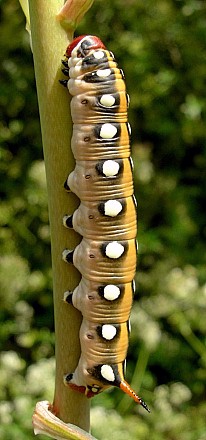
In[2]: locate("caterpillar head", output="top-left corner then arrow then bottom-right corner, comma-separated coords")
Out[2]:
66,35 -> 106,58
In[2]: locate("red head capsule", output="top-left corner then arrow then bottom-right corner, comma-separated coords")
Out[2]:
66,35 -> 106,58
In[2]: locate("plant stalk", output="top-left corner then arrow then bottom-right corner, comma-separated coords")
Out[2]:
28,0 -> 90,431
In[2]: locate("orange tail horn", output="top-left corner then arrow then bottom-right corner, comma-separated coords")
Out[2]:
120,381 -> 150,413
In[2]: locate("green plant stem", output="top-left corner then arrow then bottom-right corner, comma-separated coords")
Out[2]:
169,311 -> 206,363
28,0 -> 90,431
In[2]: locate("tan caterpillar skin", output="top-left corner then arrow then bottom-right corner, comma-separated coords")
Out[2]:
68,279 -> 134,324
61,36 -> 149,412
64,195 -> 137,240
66,157 -> 134,200
68,238 -> 137,283
70,122 -> 131,160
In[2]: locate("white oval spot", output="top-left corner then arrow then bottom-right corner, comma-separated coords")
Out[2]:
101,365 -> 115,382
105,241 -> 124,259
97,69 -> 111,78
100,94 -> 115,107
100,123 -> 117,139
104,285 -> 121,301
127,123 -> 132,136
93,50 -> 105,59
104,200 -> 123,217
102,160 -> 119,177
91,386 -> 99,393
102,324 -> 117,340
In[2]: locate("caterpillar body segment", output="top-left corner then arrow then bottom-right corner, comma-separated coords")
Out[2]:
61,35 -> 149,412
63,195 -> 137,241
65,238 -> 137,283
66,157 -> 134,201
64,279 -> 134,324
70,122 -> 131,161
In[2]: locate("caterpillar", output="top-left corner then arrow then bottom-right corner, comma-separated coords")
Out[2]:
60,35 -> 149,413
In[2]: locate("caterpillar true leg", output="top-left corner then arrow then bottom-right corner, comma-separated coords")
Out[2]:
59,79 -> 68,88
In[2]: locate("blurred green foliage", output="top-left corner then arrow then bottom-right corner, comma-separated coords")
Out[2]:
0,0 -> 206,439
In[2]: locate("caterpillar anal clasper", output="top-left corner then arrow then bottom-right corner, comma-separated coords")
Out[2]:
61,35 -> 150,413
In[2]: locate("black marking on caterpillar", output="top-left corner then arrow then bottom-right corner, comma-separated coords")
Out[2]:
60,35 -> 150,413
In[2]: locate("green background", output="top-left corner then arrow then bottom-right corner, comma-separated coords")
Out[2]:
0,0 -> 206,439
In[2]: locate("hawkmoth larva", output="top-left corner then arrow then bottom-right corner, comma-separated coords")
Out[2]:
61,35 -> 150,413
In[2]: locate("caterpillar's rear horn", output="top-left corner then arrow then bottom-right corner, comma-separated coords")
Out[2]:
120,380 -> 150,413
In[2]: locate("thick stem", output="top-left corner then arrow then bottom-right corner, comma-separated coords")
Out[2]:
29,0 -> 90,431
